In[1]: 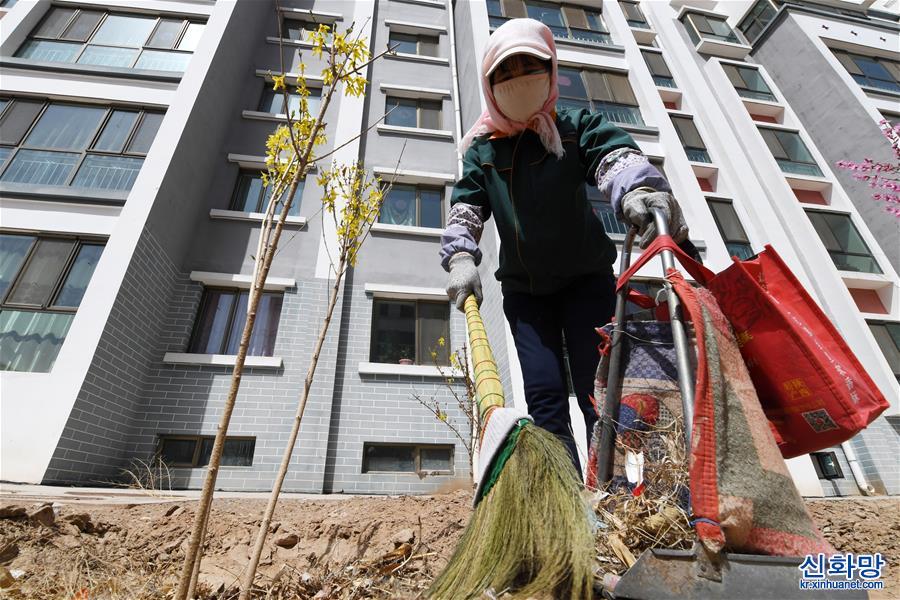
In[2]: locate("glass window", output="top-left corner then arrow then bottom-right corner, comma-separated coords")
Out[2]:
620,1 -> 649,28
811,451 -> 844,480
0,234 -> 104,372
723,64 -> 775,101
188,289 -> 283,356
708,200 -> 754,260
388,31 -> 419,54
738,0 -> 777,44
159,435 -> 255,467
867,321 -> 900,382
805,210 -> 881,274
683,13 -> 741,44
379,183 -> 444,228
0,99 -> 163,192
61,10 -> 103,42
642,50 -> 675,88
834,50 -> 900,93
759,128 -> 822,176
15,8 -> 204,74
370,299 -> 449,365
93,110 -> 139,153
91,15 -> 156,47
362,444 -> 453,474
559,68 -> 643,125
671,116 -> 710,162
385,96 -> 441,129
230,171 -> 303,215
525,1 -> 567,38
24,104 -> 105,150
258,86 -> 321,117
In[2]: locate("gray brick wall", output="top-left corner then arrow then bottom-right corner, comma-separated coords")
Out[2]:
322,277 -> 470,494
128,274 -> 343,492
852,416 -> 900,495
43,228 -> 178,485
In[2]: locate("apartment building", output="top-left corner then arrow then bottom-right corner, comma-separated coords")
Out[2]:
1,0 -> 897,497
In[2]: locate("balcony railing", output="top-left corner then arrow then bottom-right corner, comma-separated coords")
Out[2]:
726,242 -> 755,261
595,102 -> 644,127
685,148 -> 711,163
736,88 -> 776,102
653,75 -> 677,88
592,202 -> 629,235
776,158 -> 823,178
489,15 -> 612,45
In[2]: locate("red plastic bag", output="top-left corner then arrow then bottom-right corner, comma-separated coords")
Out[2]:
618,237 -> 890,458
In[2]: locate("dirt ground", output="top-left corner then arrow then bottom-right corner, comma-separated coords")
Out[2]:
0,490 -> 897,599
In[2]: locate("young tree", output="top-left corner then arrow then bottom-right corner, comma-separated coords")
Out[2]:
175,11 -> 399,600
836,120 -> 900,217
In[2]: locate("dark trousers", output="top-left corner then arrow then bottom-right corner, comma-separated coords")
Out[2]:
502,272 -> 617,474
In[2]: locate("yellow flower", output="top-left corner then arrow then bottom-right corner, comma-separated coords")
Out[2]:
272,75 -> 286,91
438,337 -> 445,347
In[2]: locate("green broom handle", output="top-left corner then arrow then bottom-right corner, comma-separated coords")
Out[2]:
464,295 -> 505,421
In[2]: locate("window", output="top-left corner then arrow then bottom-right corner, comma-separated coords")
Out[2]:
362,443 -> 453,474
619,1 -> 649,29
722,64 -> 776,102
738,0 -> 777,44
388,31 -> 439,57
385,96 -> 442,129
707,200 -> 754,260
671,116 -> 710,163
0,99 -> 162,192
370,299 -> 449,365
258,85 -> 322,117
231,171 -> 303,216
805,210 -> 882,274
379,184 -> 443,228
758,128 -> 822,177
833,50 -> 900,94
0,233 -> 104,372
557,68 -> 644,126
283,19 -> 333,43
868,321 -> 900,383
487,0 -> 611,44
642,50 -> 675,88
189,289 -> 284,356
15,7 -> 203,73
159,435 -> 255,467
810,451 -> 844,480
682,13 -> 742,45
586,184 -> 626,236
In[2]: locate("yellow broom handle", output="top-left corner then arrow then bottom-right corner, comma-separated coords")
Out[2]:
464,295 -> 505,420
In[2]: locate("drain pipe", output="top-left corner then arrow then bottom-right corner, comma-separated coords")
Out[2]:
841,441 -> 876,496
446,0 -> 464,178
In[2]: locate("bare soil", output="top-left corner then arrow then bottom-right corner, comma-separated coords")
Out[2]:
0,491 -> 897,599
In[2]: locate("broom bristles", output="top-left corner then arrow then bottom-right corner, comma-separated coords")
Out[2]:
429,423 -> 595,599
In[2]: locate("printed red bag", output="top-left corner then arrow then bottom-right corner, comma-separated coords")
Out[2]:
618,238 -> 890,458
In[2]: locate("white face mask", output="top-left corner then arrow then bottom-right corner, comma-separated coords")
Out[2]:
492,72 -> 550,123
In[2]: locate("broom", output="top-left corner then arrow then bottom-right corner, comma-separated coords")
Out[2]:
428,294 -> 595,599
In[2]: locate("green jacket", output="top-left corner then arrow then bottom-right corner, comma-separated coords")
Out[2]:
449,107 -> 639,295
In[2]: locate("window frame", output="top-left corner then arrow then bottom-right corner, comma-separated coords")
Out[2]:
378,183 -> 445,228
361,442 -> 454,474
641,49 -> 675,88
0,98 -> 163,191
706,199 -> 754,260
867,320 -> 900,383
157,434 -> 256,468
229,169 -> 304,215
369,297 -> 450,366
1,232 -> 106,313
387,30 -> 440,57
557,67 -> 644,126
833,49 -> 900,94
670,115 -> 710,163
384,95 -> 443,130
281,17 -> 336,43
810,451 -> 844,480
737,0 -> 778,44
682,12 -> 743,45
722,64 -> 776,102
187,287 -> 285,356
804,209 -> 882,275
758,127 -> 823,177
16,7 -> 202,73
619,0 -> 650,29
488,0 -> 611,45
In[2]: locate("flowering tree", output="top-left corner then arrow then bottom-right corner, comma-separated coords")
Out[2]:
836,120 -> 900,217
174,12 -> 401,600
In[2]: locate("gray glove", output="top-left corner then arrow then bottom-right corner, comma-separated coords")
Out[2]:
446,252 -> 482,312
621,187 -> 689,249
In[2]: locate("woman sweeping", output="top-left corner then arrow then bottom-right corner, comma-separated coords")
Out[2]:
440,17 -> 692,474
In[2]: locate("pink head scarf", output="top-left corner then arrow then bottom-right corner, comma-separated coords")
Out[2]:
459,18 -> 564,158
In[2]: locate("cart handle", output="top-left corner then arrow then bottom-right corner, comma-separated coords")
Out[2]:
595,208 -> 696,485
